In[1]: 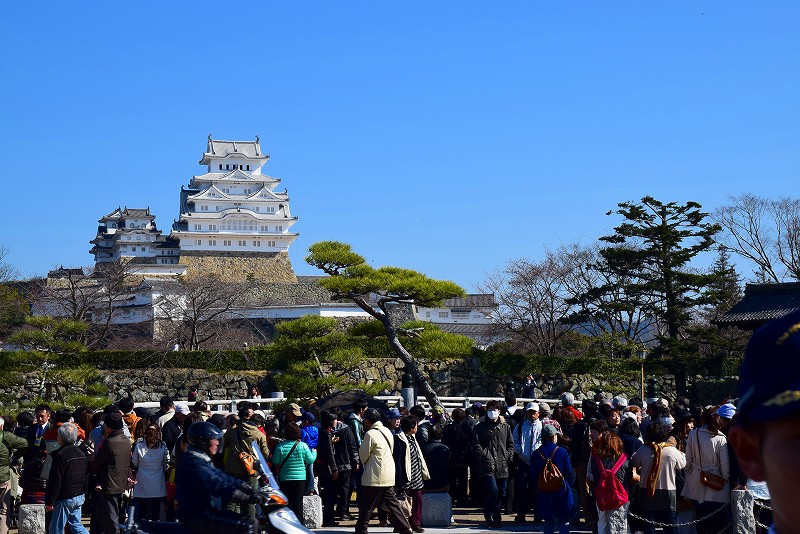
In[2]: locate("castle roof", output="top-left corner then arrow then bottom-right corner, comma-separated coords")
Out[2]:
200,136 -> 269,163
714,282 -> 800,330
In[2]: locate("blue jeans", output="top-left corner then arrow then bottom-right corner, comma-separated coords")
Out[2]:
50,494 -> 89,534
481,476 -> 508,523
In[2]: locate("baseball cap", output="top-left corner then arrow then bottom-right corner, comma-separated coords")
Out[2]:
737,310 -> 800,423
386,408 -> 402,420
525,402 -> 539,412
175,403 -> 190,415
539,402 -> 551,415
287,403 -> 302,417
560,392 -> 575,406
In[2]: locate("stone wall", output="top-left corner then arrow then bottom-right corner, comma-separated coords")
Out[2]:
180,251 -> 297,283
0,358 -> 738,408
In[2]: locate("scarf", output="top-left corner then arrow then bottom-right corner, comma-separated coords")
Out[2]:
645,442 -> 673,498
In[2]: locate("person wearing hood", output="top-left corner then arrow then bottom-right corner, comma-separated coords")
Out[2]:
560,393 -> 583,421
470,399 -> 515,528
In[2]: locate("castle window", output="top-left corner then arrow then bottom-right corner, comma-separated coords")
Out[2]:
219,164 -> 222,170
209,240 -> 216,246
425,312 -> 431,318
239,240 -> 246,246
438,312 -> 449,318
247,165 -> 250,170
224,240 -> 231,246
195,239 -> 202,245
253,240 -> 261,247
194,224 -> 201,230
260,225 -> 268,232
267,240 -> 276,247
201,205 -> 208,211
255,207 -> 259,212
209,224 -> 217,231
275,225 -> 283,232
226,164 -> 230,170
131,247 -> 137,252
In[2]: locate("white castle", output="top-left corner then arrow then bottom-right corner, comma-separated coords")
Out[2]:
90,136 -> 299,280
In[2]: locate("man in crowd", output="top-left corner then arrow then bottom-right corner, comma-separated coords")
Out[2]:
223,401 -> 270,517
471,399 -> 515,528
442,407 -> 471,507
91,412 -> 131,534
45,422 -> 88,534
512,402 -> 541,523
730,310 -> 800,534
356,408 -> 412,534
25,404 -> 51,461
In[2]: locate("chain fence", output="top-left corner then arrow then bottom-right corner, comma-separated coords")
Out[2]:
627,501 -> 730,528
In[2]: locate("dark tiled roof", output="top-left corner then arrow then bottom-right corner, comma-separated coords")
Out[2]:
443,294 -> 496,309
121,207 -> 153,219
715,282 -> 800,328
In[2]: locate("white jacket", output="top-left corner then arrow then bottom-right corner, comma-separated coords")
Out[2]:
681,427 -> 730,503
359,422 -> 396,487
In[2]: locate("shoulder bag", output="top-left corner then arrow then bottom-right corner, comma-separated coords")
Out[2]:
695,431 -> 725,491
237,426 -> 257,476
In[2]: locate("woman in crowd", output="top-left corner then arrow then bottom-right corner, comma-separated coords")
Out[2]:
588,428 -> 631,534
132,423 -> 170,521
618,416 -> 643,459
394,415 -> 429,533
271,422 -> 317,520
681,406 -> 730,534
667,409 -> 694,453
530,424 -> 575,534
631,420 -> 686,534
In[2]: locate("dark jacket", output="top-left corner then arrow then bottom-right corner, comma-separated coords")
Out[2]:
470,418 -> 515,479
176,446 -> 248,522
161,417 -> 182,453
92,429 -> 132,495
316,428 -> 337,478
45,444 -> 87,505
588,452 -> 633,497
620,432 -> 643,460
25,422 -> 50,462
333,422 -> 359,471
421,440 -> 451,491
441,420 -> 471,466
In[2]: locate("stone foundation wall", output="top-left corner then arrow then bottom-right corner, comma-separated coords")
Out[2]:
0,358 -> 738,408
180,251 -> 297,283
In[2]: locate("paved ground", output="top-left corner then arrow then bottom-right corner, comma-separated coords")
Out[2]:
314,508 -> 593,534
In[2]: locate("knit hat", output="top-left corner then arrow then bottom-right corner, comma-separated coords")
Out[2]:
716,403 -> 736,420
104,412 -> 124,431
560,392 -> 576,406
386,408 -> 402,420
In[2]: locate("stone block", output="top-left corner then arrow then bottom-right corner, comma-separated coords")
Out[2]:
19,504 -> 45,534
421,492 -> 451,528
302,494 -> 322,529
732,489 -> 755,534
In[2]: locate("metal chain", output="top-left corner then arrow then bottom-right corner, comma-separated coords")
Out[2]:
753,499 -> 772,511
627,502 -> 729,528
755,519 -> 771,531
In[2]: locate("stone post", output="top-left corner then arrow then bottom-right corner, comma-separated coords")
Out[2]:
731,489 -> 755,534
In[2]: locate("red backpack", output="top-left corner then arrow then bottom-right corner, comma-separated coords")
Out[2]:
592,453 -> 628,511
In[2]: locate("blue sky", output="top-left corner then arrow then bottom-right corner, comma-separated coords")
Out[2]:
2,3 -> 797,289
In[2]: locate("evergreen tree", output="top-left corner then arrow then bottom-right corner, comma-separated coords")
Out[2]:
598,197 -> 721,394
306,241 -> 465,411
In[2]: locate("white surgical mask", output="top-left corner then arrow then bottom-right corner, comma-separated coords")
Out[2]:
487,410 -> 499,421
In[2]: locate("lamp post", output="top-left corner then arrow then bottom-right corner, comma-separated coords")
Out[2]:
636,348 -> 648,401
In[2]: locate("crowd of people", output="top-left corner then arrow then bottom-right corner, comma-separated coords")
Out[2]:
1,306 -> 799,534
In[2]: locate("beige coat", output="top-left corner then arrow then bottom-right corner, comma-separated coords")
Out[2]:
681,427 -> 730,503
359,421 -> 396,487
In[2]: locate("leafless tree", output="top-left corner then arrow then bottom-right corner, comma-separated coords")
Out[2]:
714,193 -> 800,281
480,250 -> 580,356
0,246 -> 17,283
155,275 -> 244,350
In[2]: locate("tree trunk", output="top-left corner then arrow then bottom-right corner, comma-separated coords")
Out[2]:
383,320 -> 444,412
